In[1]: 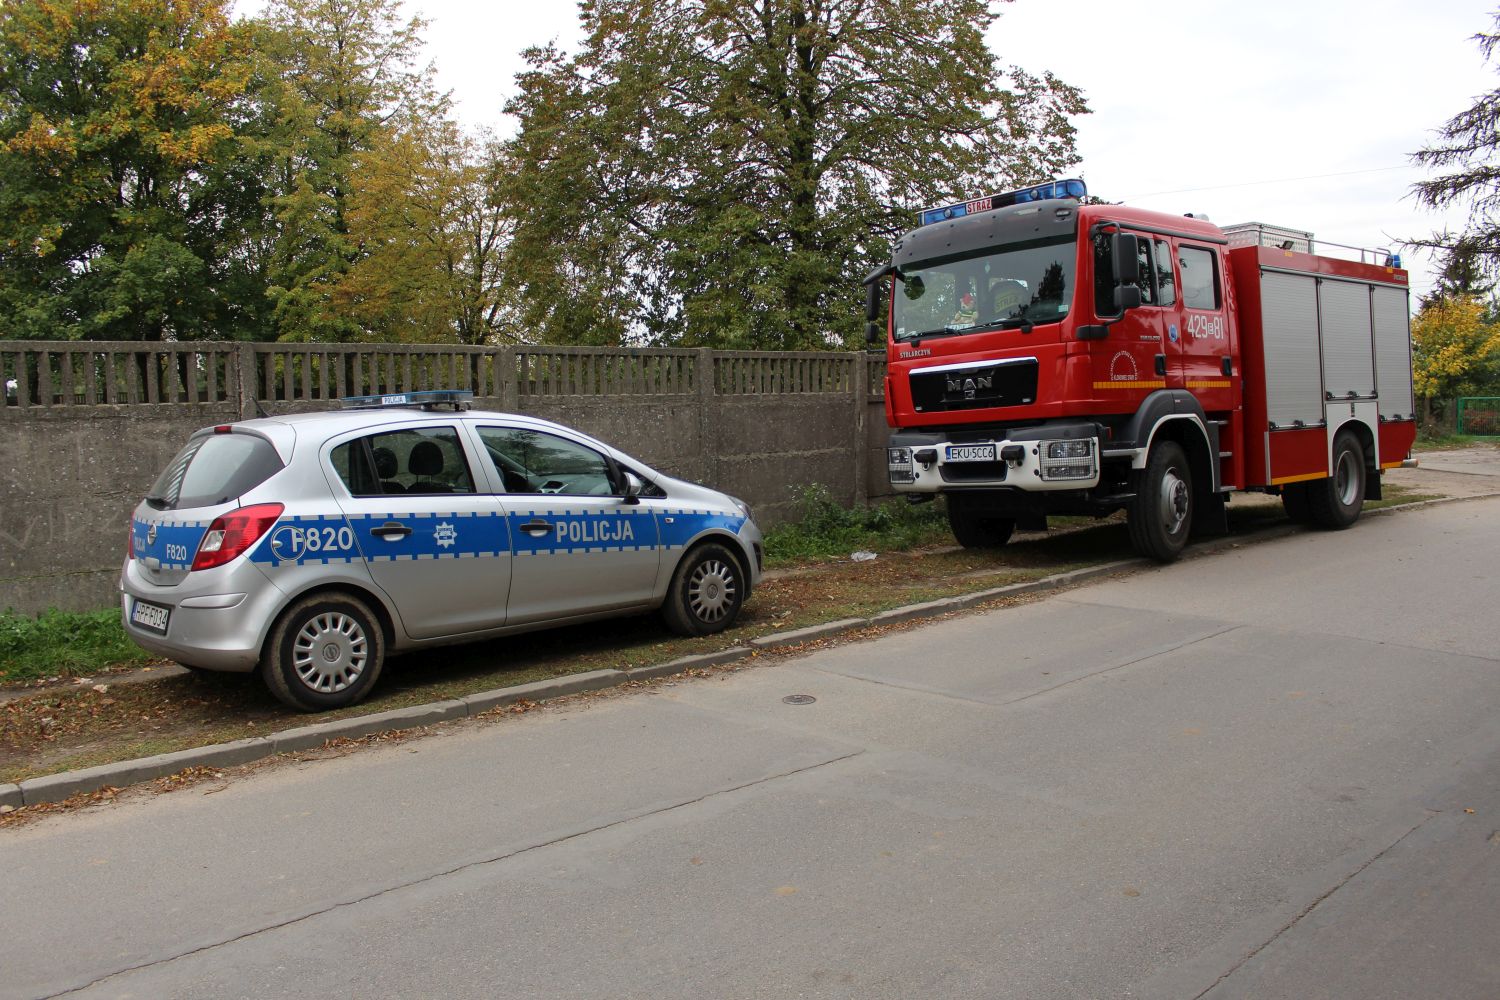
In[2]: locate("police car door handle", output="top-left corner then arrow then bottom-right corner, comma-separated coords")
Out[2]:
519,519 -> 553,536
371,521 -> 412,540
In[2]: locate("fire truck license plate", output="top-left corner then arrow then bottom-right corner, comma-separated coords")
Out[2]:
131,600 -> 170,635
945,444 -> 996,463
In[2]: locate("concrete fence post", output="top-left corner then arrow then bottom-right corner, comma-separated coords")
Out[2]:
851,352 -> 868,506
237,342 -> 258,419
696,348 -> 717,485
498,346 -> 519,411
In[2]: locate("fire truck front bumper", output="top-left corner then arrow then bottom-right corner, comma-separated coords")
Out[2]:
886,425 -> 1101,493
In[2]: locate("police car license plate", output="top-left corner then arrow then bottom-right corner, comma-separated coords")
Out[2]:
131,600 -> 170,635
945,444 -> 996,463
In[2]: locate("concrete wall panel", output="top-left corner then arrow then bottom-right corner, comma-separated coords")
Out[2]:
0,344 -> 886,613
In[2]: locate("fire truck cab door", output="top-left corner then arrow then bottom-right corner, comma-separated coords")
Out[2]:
1095,231 -> 1169,390
1167,242 -> 1234,411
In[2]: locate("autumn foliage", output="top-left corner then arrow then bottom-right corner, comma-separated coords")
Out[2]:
0,0 -> 1087,347
1410,295 -> 1500,400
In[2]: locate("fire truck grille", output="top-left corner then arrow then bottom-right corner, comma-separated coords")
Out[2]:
909,360 -> 1038,413
940,462 -> 1007,483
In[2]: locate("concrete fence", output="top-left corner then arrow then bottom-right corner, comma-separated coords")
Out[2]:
1,341 -> 893,614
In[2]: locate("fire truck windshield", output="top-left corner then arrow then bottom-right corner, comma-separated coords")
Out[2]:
893,235 -> 1076,342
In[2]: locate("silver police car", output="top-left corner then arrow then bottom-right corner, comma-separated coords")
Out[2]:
121,391 -> 763,711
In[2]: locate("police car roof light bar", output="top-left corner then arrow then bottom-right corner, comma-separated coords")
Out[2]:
918,178 -> 1086,227
339,390 -> 474,411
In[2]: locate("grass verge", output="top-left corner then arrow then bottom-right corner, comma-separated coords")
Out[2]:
1,609 -> 152,686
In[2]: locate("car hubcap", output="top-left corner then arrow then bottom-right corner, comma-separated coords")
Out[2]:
1160,468 -> 1189,536
688,560 -> 737,622
293,612 -> 367,693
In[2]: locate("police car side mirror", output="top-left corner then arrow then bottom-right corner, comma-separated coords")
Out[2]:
621,472 -> 643,505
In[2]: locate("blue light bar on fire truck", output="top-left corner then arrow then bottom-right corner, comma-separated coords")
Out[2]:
339,390 -> 474,410
918,178 -> 1086,227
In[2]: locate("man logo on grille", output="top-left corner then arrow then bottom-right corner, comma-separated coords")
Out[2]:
946,375 -> 992,400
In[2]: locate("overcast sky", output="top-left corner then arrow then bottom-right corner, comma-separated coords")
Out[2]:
241,0 -> 1498,305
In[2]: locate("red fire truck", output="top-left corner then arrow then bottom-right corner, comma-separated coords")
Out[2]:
864,179 -> 1417,562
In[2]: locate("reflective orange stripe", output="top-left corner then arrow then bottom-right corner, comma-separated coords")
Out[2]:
1092,380 -> 1166,390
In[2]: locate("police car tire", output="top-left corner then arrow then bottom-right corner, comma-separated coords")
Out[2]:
662,542 -> 745,637
262,593 -> 386,712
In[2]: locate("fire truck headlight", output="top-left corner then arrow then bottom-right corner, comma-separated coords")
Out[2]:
887,448 -> 914,483
1039,439 -> 1096,481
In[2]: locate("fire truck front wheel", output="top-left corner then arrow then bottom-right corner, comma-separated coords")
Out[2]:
1129,441 -> 1192,563
945,495 -> 1016,549
1307,431 -> 1366,529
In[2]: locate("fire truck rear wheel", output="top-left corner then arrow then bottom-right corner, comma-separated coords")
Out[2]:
1307,431 -> 1365,529
1129,441 -> 1192,563
1281,482 -> 1313,523
946,500 -> 1015,549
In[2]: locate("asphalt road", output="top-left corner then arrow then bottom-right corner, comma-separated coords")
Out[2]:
3,494 -> 1499,999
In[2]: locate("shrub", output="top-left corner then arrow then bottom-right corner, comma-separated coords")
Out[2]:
762,484 -> 948,564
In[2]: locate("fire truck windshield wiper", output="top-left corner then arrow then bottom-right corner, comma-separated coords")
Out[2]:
900,327 -> 958,341
956,316 -> 1035,335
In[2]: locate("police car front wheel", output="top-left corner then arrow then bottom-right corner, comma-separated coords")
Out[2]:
263,593 -> 387,711
662,543 -> 745,636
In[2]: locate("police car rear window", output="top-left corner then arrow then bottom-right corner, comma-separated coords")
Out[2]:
146,433 -> 284,511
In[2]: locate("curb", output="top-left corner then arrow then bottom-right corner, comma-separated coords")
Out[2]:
10,491 -> 1496,810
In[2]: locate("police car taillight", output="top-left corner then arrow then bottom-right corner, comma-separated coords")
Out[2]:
192,503 -> 284,571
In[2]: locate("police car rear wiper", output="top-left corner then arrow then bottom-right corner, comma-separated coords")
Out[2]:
144,494 -> 169,510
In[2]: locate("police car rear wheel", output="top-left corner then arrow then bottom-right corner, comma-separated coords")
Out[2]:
663,543 -> 744,636
263,594 -> 386,711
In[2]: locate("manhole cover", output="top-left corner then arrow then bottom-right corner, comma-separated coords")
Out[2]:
782,694 -> 817,705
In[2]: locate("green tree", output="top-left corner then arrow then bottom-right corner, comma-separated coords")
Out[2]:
0,0 -> 260,340
504,0 -> 1087,349
337,122 -> 515,344
1412,12 -> 1500,284
1411,294 -> 1500,401
257,0 -> 441,341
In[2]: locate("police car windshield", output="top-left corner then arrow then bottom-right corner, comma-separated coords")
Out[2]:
146,433 -> 283,511
893,235 -> 1075,342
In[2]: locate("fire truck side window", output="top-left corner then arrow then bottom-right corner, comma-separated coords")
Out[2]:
1179,246 -> 1222,310
1153,240 -> 1176,307
1094,231 -> 1156,314
1132,239 -> 1155,305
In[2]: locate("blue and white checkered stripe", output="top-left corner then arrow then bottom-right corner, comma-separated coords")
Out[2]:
247,506 -> 748,567
656,509 -> 748,551
508,507 -> 659,557
131,516 -> 211,571
249,512 -> 508,567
